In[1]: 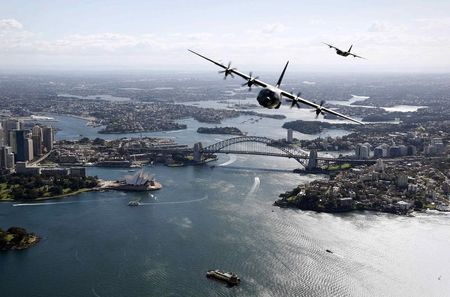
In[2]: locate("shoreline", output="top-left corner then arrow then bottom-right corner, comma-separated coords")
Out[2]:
0,188 -> 97,203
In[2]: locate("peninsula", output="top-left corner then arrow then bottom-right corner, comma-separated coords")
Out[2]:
0,173 -> 98,201
275,158 -> 450,215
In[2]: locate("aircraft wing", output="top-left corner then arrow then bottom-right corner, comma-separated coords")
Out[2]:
189,49 -> 363,125
280,90 -> 364,125
322,42 -> 340,51
188,49 -> 268,88
350,53 -> 367,59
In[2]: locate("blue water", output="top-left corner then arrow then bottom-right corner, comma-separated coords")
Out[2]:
1,107 -> 450,297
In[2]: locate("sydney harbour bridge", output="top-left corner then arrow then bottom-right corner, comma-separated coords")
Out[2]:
137,136 -> 375,169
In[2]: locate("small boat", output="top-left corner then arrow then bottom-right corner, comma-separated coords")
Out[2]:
326,249 -> 333,254
128,201 -> 141,207
206,270 -> 240,286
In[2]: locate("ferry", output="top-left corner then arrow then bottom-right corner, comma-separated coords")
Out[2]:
206,270 -> 240,286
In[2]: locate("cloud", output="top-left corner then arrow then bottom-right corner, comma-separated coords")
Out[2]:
261,23 -> 287,34
368,21 -> 406,33
0,18 -> 23,30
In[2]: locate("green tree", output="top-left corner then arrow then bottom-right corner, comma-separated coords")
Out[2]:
50,185 -> 63,196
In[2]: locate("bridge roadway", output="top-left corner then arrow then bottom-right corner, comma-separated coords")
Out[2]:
131,147 -> 376,165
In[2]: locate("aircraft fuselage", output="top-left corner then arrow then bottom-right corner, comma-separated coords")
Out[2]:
336,50 -> 350,57
257,87 -> 282,109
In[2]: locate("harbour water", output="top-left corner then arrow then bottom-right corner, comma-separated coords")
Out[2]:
1,108 -> 450,297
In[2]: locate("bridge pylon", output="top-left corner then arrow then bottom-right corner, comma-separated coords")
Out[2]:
193,142 -> 203,162
307,150 -> 318,170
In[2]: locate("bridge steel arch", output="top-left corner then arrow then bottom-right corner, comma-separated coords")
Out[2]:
201,136 -> 309,166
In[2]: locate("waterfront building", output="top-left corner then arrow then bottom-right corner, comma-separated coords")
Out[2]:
389,145 -> 402,158
70,167 -> 87,178
374,144 -> 389,158
15,162 -> 41,175
355,143 -> 370,159
42,126 -> 54,153
41,168 -> 70,176
116,170 -> 162,191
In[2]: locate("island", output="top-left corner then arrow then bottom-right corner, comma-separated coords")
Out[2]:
282,120 -> 355,135
197,126 -> 244,136
241,111 -> 286,119
0,227 -> 40,250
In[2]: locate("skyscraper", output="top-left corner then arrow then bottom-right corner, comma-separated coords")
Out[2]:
0,123 -> 4,146
2,119 -> 22,145
32,125 -> 43,157
11,130 -> 32,162
42,127 -> 54,153
0,146 -> 15,170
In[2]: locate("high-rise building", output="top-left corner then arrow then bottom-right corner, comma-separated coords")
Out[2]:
27,138 -> 34,161
0,124 -> 4,147
32,125 -> 43,157
11,130 -> 32,162
42,127 -> 54,153
356,143 -> 370,159
0,146 -> 15,170
2,119 -> 21,132
2,119 -> 22,145
374,144 -> 389,158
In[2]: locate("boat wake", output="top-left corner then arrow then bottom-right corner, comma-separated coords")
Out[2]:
13,201 -> 80,207
12,197 -> 117,207
91,288 -> 102,297
139,195 -> 208,206
217,154 -> 237,167
247,177 -> 260,197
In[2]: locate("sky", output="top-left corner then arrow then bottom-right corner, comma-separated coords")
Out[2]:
0,0 -> 450,72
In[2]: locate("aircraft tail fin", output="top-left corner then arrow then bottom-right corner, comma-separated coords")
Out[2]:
276,61 -> 289,88
348,45 -> 353,52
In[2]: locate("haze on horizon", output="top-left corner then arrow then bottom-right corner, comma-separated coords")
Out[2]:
0,0 -> 449,73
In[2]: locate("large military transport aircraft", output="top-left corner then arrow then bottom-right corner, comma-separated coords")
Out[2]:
188,49 -> 363,125
322,43 -> 366,59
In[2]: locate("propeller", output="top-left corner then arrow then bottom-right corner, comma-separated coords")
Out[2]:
290,92 -> 302,109
241,72 -> 259,91
314,100 -> 326,118
218,62 -> 235,80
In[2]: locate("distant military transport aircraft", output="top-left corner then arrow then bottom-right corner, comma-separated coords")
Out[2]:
188,49 -> 363,125
322,43 -> 366,59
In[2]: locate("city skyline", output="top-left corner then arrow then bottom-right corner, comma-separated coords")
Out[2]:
0,0 -> 450,72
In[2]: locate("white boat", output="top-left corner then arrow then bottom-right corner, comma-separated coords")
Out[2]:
206,270 -> 240,285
